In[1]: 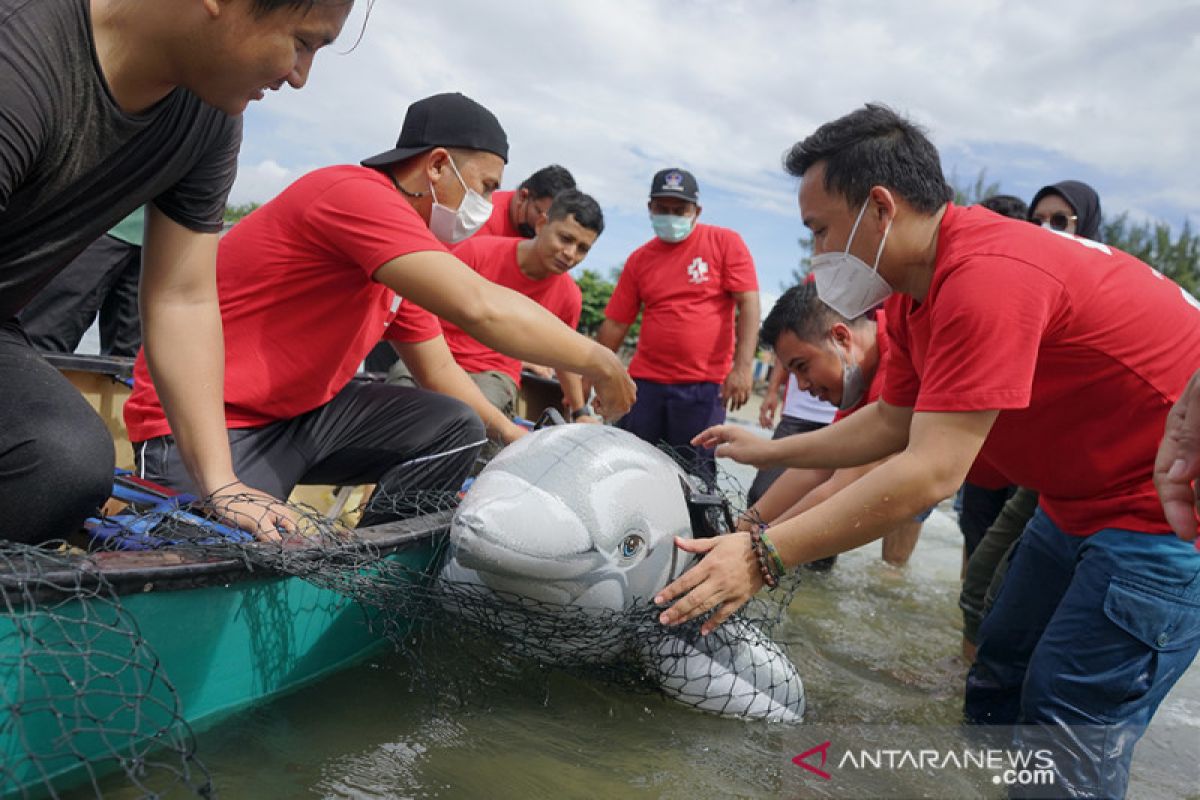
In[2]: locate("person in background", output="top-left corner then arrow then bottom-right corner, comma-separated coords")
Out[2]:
748,358 -> 836,505
0,0 -> 353,543
742,283 -> 926,569
1028,180 -> 1102,240
974,194 -> 1027,222
597,168 -> 760,479
443,190 -> 605,424
19,208 -> 145,357
660,104 -> 1200,797
123,92 -> 634,528
476,164 -> 577,239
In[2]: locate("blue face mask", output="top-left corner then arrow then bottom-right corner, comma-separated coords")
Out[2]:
650,213 -> 695,243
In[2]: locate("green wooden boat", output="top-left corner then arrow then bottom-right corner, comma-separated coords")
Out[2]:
1,504 -> 451,799
0,354 -> 455,798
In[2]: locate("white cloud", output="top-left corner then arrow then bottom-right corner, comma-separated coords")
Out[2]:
759,290 -> 780,323
228,159 -> 299,206
235,0 -> 1199,245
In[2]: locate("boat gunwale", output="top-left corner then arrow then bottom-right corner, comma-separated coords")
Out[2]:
0,509 -> 453,604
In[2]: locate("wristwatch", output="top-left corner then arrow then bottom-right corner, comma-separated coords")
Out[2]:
570,404 -> 595,421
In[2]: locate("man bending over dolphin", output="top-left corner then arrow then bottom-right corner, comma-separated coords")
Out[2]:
739,282 -> 927,568
656,104 -> 1200,797
124,92 -> 635,527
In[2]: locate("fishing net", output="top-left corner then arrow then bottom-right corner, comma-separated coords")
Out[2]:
0,487 -> 454,800
409,437 -> 806,724
0,543 -> 211,799
1,437 -> 804,798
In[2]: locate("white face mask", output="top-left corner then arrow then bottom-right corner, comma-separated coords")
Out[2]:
809,199 -> 893,319
830,335 -> 867,410
428,156 -> 493,245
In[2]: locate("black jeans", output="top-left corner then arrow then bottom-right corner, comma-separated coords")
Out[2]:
18,234 -> 142,357
134,380 -> 486,527
746,414 -> 829,506
0,318 -> 114,543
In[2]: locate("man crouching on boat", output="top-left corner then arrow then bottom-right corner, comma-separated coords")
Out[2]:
0,0 -> 354,544
122,92 -> 636,529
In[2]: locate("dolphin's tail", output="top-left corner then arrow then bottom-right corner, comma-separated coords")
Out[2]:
641,618 -> 806,723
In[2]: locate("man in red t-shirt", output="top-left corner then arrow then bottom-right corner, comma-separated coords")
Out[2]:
124,93 -> 634,529
740,283 -> 924,568
659,105 -> 1200,796
597,168 -> 760,477
475,164 -> 576,239
363,163 -> 578,375
445,190 -> 602,422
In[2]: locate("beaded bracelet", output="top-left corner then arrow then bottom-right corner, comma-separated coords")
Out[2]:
748,526 -> 781,589
758,528 -> 787,578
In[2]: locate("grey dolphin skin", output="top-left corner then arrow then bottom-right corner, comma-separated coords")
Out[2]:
439,425 -> 805,722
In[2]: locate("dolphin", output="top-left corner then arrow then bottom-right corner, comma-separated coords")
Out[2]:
438,424 -> 805,722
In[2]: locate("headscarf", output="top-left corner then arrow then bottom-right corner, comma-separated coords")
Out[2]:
1029,180 -> 1102,242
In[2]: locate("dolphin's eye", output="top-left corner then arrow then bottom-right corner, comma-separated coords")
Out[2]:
620,534 -> 645,558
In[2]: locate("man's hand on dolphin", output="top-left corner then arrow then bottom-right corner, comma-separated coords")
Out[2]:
1155,366 -> 1200,542
654,532 -> 764,635
691,424 -> 779,467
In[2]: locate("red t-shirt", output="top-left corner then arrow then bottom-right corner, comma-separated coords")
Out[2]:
605,224 -> 758,383
125,165 -> 445,441
832,309 -> 889,422
475,190 -> 520,238
881,203 -> 1200,535
443,235 -> 582,385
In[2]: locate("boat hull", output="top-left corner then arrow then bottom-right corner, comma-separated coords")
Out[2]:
1,516 -> 447,798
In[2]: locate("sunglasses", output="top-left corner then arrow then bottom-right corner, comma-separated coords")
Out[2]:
1029,212 -> 1077,232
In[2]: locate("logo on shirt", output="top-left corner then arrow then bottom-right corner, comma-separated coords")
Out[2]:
686,257 -> 710,284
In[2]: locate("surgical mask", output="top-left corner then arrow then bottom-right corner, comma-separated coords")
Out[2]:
650,213 -> 695,243
428,157 -> 493,245
831,336 -> 867,410
809,200 -> 893,319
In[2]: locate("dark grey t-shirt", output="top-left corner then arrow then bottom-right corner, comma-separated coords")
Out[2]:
0,0 -> 243,321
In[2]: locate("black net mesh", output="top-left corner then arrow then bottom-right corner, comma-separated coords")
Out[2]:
0,543 -> 211,799
1,427 -> 805,798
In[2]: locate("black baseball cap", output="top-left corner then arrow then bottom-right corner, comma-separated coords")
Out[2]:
362,92 -> 509,167
649,168 -> 699,202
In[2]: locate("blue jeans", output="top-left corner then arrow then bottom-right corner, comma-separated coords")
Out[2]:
965,508 -> 1200,797
617,379 -> 725,480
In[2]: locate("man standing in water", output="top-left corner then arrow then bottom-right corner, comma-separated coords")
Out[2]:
657,104 -> 1200,797
597,168 -> 760,477
0,0 -> 354,542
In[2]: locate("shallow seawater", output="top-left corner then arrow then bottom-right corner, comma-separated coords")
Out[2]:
86,437 -> 1200,800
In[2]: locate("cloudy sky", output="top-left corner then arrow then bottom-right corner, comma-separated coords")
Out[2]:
233,0 -> 1200,304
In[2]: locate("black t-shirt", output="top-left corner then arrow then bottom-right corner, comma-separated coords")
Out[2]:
0,0 -> 242,320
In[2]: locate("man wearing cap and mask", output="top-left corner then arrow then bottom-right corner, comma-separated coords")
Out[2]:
657,104 -> 1200,798
123,92 -> 635,526
596,168 -> 760,477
